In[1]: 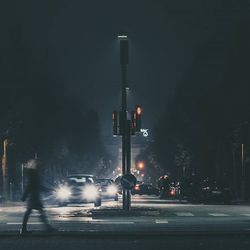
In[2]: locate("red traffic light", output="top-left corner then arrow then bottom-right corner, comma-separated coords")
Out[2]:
136,106 -> 142,115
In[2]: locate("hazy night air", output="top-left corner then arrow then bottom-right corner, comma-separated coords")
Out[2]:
0,0 -> 250,205
1,2 -> 250,249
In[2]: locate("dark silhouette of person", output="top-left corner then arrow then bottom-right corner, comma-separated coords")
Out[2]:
20,158 -> 54,234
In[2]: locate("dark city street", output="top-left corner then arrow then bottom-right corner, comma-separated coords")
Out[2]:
1,0 -> 250,249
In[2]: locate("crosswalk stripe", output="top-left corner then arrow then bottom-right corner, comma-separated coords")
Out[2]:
90,221 -> 134,224
176,212 -> 194,217
208,213 -> 229,217
155,219 -> 168,224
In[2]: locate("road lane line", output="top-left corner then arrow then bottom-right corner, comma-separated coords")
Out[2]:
241,214 -> 250,217
155,219 -> 168,224
7,222 -> 43,225
208,213 -> 229,217
176,212 -> 194,217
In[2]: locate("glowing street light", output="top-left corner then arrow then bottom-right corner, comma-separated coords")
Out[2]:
137,161 -> 145,170
118,35 -> 128,40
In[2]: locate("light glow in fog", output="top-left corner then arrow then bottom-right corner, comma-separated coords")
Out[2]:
107,185 -> 118,195
82,185 -> 99,200
56,185 -> 71,200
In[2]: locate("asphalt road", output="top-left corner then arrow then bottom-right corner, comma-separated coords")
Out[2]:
1,196 -> 250,249
0,195 -> 250,234
0,235 -> 250,250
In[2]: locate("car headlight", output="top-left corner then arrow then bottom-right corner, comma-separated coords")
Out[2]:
107,185 -> 118,195
82,185 -> 99,200
55,185 -> 71,200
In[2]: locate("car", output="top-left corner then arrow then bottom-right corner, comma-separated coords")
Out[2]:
54,174 -> 102,207
131,183 -> 159,196
178,177 -> 232,204
199,178 -> 232,204
95,178 -> 119,201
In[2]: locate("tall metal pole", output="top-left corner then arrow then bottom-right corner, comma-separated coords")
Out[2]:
21,163 -> 24,194
126,120 -> 131,210
241,143 -> 245,200
119,35 -> 131,210
121,64 -> 127,210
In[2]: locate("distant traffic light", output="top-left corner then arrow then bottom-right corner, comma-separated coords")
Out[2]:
137,161 -> 145,170
136,105 -> 142,115
135,105 -> 142,132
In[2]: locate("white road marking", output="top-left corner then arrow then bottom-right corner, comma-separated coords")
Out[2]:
90,221 -> 134,224
176,212 -> 194,217
155,219 -> 168,224
7,222 -> 43,225
208,213 -> 229,217
241,214 -> 250,217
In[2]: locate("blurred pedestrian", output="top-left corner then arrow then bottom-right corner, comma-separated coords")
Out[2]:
20,157 -> 54,234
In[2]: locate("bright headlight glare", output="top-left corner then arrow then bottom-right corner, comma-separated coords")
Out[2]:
82,185 -> 99,200
107,185 -> 118,195
56,185 -> 71,200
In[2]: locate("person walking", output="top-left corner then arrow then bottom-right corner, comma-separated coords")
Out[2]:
20,157 -> 54,234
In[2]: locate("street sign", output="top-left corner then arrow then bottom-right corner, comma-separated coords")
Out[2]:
121,174 -> 137,190
140,129 -> 148,137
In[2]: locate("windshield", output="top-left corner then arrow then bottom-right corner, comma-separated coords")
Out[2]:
66,176 -> 94,185
1,1 -> 249,249
95,179 -> 113,186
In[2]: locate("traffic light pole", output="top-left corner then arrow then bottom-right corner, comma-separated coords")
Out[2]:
120,37 -> 131,211
121,64 -> 128,210
125,120 -> 131,210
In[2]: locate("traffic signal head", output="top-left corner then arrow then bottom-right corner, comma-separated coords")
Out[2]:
136,106 -> 142,115
131,105 -> 142,133
112,111 -> 123,136
112,111 -> 118,136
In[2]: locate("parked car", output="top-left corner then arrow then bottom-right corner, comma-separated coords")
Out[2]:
178,177 -> 232,204
199,178 -> 232,204
131,183 -> 159,196
54,174 -> 102,207
178,177 -> 202,202
95,178 -> 119,201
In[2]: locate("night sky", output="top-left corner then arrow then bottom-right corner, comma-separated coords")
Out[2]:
2,1 -> 246,136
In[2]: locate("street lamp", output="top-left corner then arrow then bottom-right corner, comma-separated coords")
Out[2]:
118,34 -> 131,210
118,35 -> 128,40
137,161 -> 145,170
114,34 -> 140,210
